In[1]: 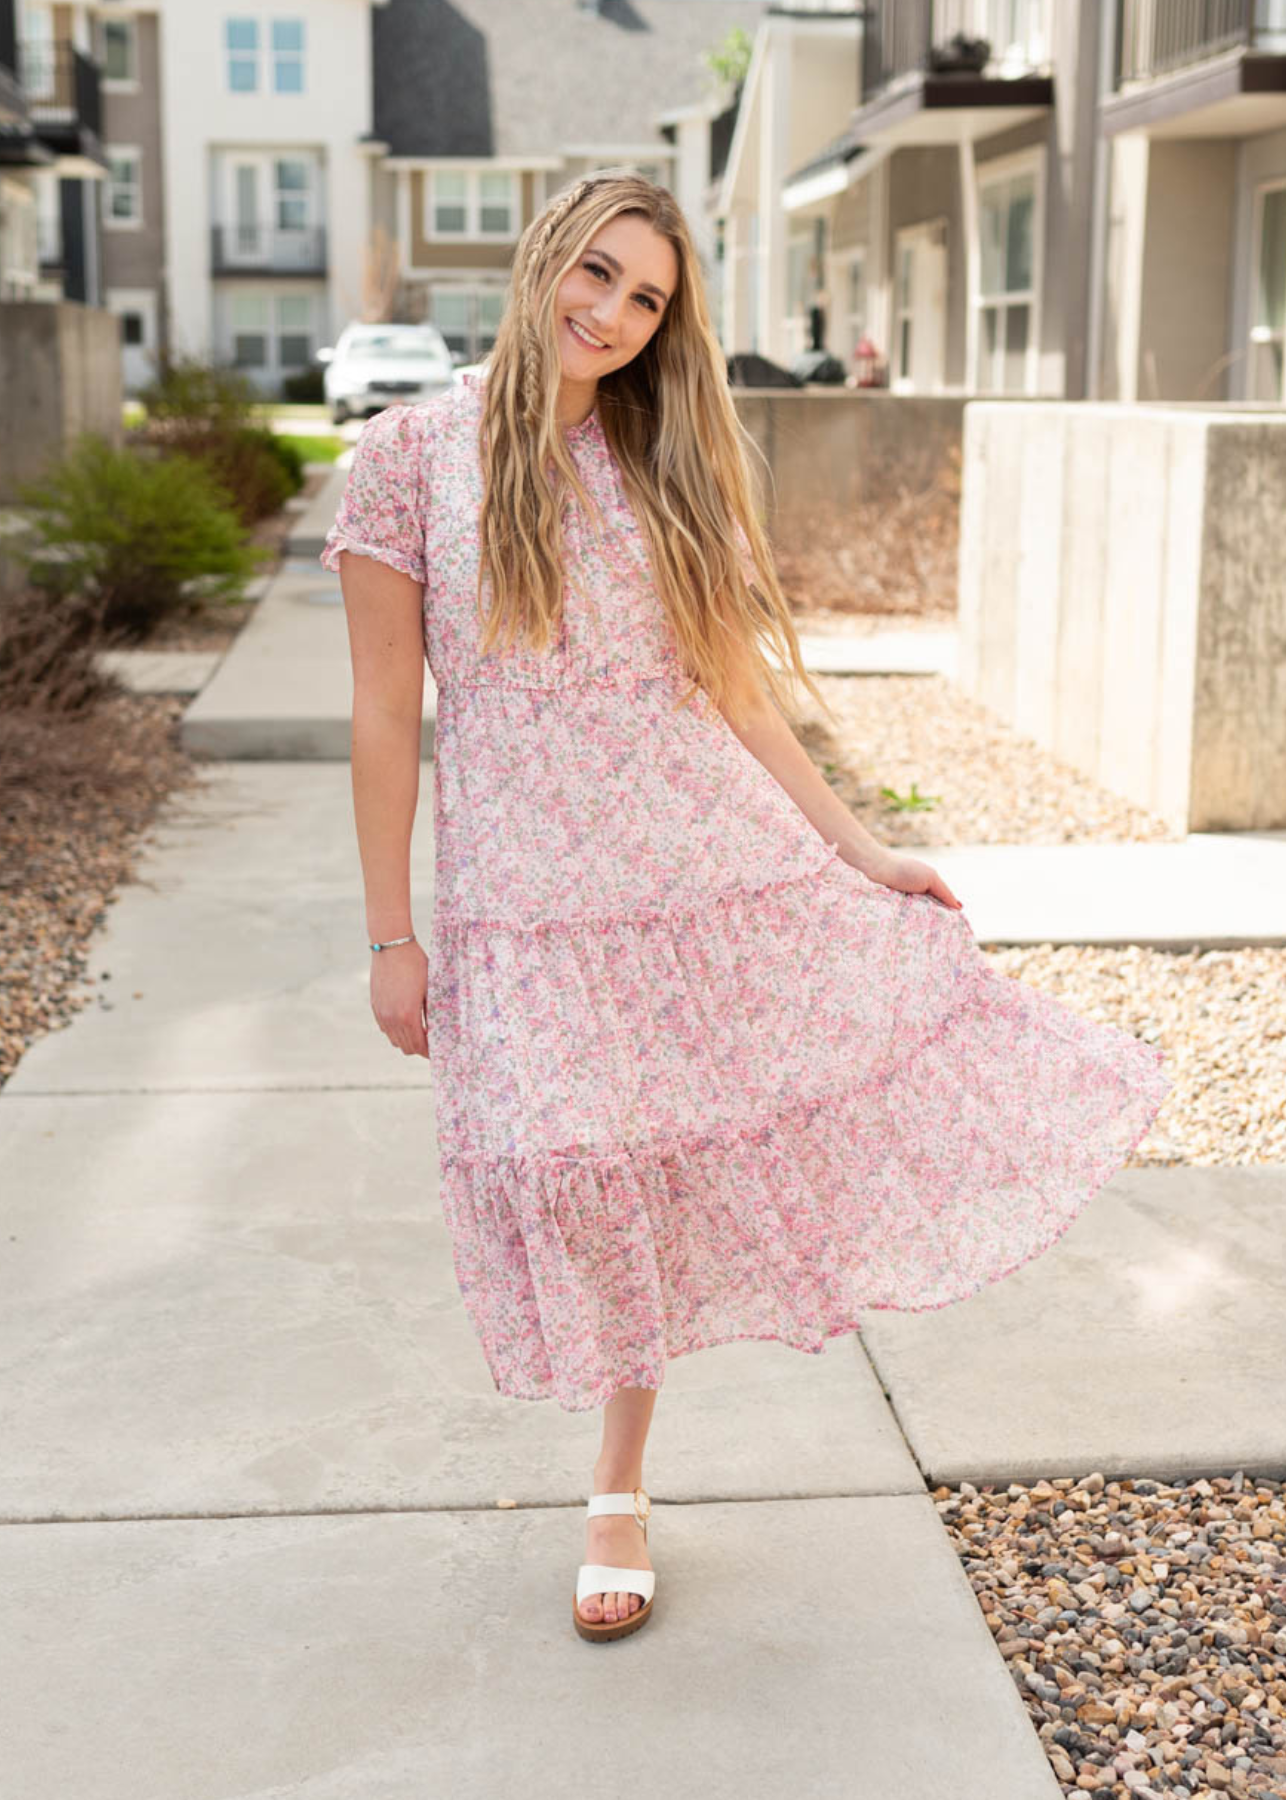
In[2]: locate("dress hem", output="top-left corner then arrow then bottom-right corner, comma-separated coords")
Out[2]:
469,1038 -> 1170,1413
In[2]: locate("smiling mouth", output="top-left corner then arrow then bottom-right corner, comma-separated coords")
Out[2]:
567,317 -> 611,350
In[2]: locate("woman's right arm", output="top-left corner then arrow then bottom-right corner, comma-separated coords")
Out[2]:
339,548 -> 431,1059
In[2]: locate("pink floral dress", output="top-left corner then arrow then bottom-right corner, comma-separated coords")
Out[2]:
321,371 -> 1172,1413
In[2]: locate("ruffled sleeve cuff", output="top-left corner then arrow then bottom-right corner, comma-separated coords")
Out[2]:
317,402 -> 430,586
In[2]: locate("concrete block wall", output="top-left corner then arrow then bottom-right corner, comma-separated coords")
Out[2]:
0,302 -> 124,503
957,402 -> 1286,832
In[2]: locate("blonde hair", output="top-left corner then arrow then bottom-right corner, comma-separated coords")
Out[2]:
474,168 -> 837,731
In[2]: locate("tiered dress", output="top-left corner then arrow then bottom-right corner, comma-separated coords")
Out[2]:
320,370 -> 1172,1413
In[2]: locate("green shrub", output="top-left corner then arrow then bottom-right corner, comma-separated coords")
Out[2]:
13,434 -> 267,640
135,354 -> 257,431
159,423 -> 299,524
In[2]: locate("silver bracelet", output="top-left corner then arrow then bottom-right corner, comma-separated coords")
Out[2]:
369,932 -> 417,952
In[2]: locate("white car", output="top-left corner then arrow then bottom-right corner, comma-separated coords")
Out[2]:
317,322 -> 457,425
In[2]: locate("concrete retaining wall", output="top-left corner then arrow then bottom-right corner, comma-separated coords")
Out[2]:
0,302 -> 124,503
957,402 -> 1286,833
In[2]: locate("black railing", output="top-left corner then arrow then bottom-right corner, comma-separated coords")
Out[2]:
1117,0 -> 1284,82
210,223 -> 328,275
18,40 -> 100,133
860,0 -> 1048,100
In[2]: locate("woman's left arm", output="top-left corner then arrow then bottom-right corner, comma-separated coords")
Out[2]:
722,692 -> 964,910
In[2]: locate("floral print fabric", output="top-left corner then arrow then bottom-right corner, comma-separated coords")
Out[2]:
321,373 -> 1173,1412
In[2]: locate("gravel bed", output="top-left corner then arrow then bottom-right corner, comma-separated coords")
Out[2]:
937,1471 -> 1286,1798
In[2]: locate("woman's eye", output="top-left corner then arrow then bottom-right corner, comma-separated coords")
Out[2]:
586,261 -> 658,311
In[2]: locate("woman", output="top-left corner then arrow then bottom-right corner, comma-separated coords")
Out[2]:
321,171 -> 1171,1645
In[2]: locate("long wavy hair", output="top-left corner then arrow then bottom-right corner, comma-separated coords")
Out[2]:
474,168 -> 837,731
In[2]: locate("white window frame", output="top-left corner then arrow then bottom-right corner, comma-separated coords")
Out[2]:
429,284 -> 508,359
973,146 -> 1043,396
225,17 -> 259,92
835,246 -> 867,364
98,14 -> 138,90
271,18 -> 305,95
104,145 -> 142,229
1249,175 -> 1286,403
425,168 -> 519,241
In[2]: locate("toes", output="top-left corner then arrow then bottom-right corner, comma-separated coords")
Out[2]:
579,1594 -> 602,1622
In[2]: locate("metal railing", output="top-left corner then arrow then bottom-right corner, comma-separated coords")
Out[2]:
860,0 -> 1050,99
1117,0 -> 1284,83
17,40 -> 100,133
210,224 -> 328,275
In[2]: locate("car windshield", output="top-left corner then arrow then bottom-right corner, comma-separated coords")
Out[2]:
345,330 -> 443,360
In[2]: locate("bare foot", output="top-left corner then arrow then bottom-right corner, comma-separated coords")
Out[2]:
577,1489 -> 652,1625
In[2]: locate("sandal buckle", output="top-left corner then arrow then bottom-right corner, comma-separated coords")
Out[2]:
632,1486 -> 651,1528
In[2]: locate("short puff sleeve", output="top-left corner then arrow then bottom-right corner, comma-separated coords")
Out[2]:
318,403 -> 429,585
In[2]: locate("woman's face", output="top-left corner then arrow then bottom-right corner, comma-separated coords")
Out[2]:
554,213 -> 678,384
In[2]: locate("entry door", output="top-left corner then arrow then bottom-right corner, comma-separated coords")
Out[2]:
227,158 -> 261,262
893,222 -> 947,393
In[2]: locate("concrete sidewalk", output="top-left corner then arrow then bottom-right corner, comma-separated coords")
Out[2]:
2,755 -> 1283,1796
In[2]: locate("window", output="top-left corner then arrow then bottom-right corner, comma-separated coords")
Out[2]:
895,238 -> 913,380
232,293 -> 269,366
430,286 -> 507,359
478,172 -> 513,234
428,170 -> 518,238
976,158 -> 1039,393
100,17 -> 137,83
277,293 -> 312,366
120,311 -> 144,346
1250,181 -> 1286,402
226,18 -> 258,91
433,172 -> 468,235
106,149 -> 141,224
844,249 -> 866,348
274,157 -> 310,229
272,19 -> 304,93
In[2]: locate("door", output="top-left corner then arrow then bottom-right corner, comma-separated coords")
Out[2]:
893,221 -> 947,393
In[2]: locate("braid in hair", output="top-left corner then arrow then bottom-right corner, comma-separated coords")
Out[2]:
515,177 -> 597,418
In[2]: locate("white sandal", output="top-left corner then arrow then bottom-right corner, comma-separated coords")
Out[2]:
572,1486 -> 655,1642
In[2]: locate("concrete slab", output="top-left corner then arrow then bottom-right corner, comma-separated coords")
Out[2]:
859,1164 -> 1286,1487
4,762 -> 436,1095
287,460 -> 349,559
0,1497 -> 1060,1800
770,628 -> 958,676
182,555 -> 437,761
94,648 -> 223,695
0,1087 -> 921,1521
934,830 -> 1286,947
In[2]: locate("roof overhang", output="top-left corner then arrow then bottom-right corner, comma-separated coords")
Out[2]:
783,140 -> 890,213
845,71 -> 1053,147
1100,46 -> 1286,138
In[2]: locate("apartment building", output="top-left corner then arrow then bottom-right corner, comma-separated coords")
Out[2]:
1097,0 -> 1286,401
366,0 -> 762,365
717,4 -> 863,368
153,0 -> 384,396
1,0 -> 107,305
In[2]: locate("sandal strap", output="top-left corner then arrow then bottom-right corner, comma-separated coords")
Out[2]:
586,1488 -> 651,1525
576,1562 -> 656,1604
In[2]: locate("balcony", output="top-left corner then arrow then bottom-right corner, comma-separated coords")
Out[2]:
210,223 -> 328,277
853,0 -> 1053,148
1104,0 -> 1286,136
17,39 -> 104,163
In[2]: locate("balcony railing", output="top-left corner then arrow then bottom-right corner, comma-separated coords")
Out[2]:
18,40 -> 100,135
860,0 -> 1050,99
1117,0 -> 1286,83
210,223 -> 328,275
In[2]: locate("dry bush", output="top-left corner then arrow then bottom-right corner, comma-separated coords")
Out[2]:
770,440 -> 961,618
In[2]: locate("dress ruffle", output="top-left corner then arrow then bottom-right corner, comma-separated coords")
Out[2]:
431,853 -> 1171,1411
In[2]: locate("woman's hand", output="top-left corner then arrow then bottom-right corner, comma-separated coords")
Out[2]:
370,939 -> 431,1058
841,843 -> 964,911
